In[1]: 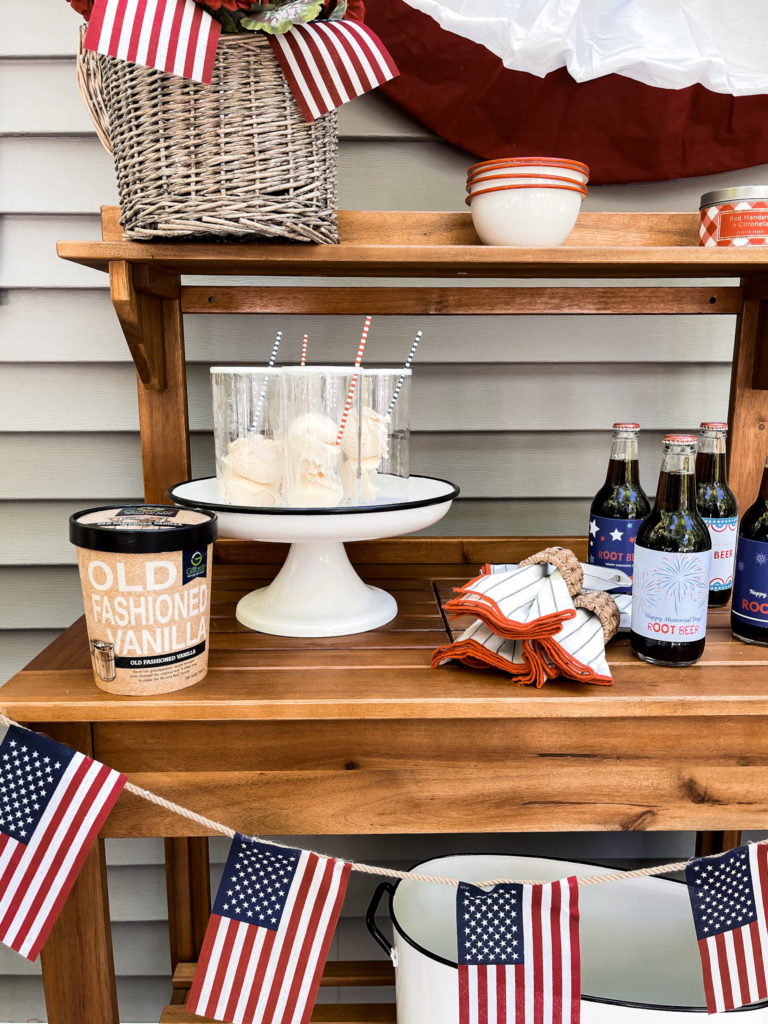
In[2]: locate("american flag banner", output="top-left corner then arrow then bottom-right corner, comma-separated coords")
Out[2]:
84,0 -> 221,85
457,878 -> 581,1024
268,20 -> 399,122
686,844 -> 768,1013
187,835 -> 351,1024
0,725 -> 125,961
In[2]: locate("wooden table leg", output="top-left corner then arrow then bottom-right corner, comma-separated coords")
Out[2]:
165,837 -> 211,970
36,723 -> 119,1024
728,278 -> 768,511
695,830 -> 743,857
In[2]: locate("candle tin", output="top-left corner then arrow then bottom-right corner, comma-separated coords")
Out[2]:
699,186 -> 768,246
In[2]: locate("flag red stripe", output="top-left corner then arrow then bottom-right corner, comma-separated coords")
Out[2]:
750,919 -> 768,1001
698,938 -> 718,1014
186,912 -> 226,1012
107,0 -> 126,57
294,861 -> 351,1024
531,884 -> 544,1024
331,25 -> 373,97
202,20 -> 220,85
715,931 -> 735,1011
496,964 -> 506,1024
733,927 -> 751,1008
258,853 -> 323,1024
268,36 -> 317,121
162,0 -> 187,76
126,0 -> 147,62
514,961 -> 526,1024
182,2 -> 203,81
567,876 -> 580,1022
477,963 -> 488,1024
83,0 -> 109,51
222,922 -> 258,1023
758,846 -> 768,935
282,34 -> 328,119
459,964 -> 471,1024
0,757 -> 92,940
341,21 -> 385,89
550,879 -> 563,1024
0,836 -> 26,895
240,928 -> 278,1024
23,766 -> 124,960
281,856 -> 337,1024
145,0 -> 165,68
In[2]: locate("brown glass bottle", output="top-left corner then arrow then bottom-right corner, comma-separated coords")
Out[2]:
588,424 -> 650,593
631,435 -> 711,667
696,423 -> 738,607
731,451 -> 768,646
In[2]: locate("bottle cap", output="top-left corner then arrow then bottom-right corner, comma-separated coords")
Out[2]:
663,434 -> 697,444
699,421 -> 728,431
612,422 -> 640,430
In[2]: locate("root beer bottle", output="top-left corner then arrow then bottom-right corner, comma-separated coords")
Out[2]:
696,422 -> 738,607
588,423 -> 650,593
631,435 -> 711,667
731,450 -> 768,646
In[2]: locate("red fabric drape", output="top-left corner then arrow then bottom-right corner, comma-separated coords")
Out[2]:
365,0 -> 768,184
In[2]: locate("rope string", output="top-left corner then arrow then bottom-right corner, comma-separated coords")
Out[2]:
2,710 -> 763,888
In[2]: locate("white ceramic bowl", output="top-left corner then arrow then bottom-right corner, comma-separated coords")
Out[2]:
469,183 -> 585,246
468,160 -> 589,186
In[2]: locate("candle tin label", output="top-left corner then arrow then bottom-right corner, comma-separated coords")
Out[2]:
699,201 -> 768,246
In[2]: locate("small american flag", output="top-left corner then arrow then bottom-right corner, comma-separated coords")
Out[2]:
457,878 -> 581,1024
0,725 -> 125,961
84,0 -> 221,85
269,20 -> 398,122
187,835 -> 350,1024
687,844 -> 768,1013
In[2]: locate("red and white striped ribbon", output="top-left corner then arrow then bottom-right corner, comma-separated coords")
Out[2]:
269,20 -> 399,122
84,0 -> 221,85
336,315 -> 371,446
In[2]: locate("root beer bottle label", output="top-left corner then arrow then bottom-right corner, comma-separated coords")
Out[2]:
731,450 -> 768,646
631,435 -> 711,667
588,423 -> 650,593
696,422 -> 738,606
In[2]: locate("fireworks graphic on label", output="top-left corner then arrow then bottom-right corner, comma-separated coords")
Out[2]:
757,552 -> 767,566
643,554 -> 709,615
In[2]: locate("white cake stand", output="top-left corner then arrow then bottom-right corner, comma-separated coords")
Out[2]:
168,475 -> 459,638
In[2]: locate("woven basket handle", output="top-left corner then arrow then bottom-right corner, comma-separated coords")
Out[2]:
76,25 -> 113,155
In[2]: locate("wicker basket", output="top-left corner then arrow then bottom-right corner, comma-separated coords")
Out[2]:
77,28 -> 339,242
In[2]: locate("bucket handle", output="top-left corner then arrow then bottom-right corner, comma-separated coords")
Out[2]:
365,882 -> 395,958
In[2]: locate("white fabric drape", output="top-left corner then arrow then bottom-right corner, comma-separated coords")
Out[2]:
401,0 -> 768,95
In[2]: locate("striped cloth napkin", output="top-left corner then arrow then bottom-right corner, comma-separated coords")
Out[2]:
433,558 -> 631,687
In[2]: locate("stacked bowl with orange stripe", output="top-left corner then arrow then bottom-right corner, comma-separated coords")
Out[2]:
466,156 -> 589,246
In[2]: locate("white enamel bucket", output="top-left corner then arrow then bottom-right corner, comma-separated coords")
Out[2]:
366,854 -> 768,1024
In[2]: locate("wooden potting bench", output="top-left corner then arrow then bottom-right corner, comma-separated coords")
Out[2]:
3,208 -> 768,1024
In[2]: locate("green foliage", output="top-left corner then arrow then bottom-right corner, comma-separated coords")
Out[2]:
240,0 -> 324,33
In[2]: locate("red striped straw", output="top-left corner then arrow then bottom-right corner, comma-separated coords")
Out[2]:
301,334 -> 308,366
336,316 -> 371,446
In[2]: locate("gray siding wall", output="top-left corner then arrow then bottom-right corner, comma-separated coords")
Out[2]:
1,4 -> 765,1019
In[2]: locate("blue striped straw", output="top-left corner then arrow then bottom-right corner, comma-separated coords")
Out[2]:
253,329 -> 282,428
386,330 -> 422,420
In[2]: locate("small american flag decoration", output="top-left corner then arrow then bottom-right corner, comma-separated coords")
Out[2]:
457,878 -> 581,1024
187,834 -> 351,1024
0,725 -> 125,961
686,844 -> 768,1013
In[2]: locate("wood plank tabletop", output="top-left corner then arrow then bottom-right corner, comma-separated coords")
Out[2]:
3,540 -> 768,724
55,209 -> 768,279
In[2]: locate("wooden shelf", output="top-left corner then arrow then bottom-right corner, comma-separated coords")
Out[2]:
57,208 -> 768,279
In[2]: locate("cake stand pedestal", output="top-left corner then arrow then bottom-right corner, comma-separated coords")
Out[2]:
169,475 -> 459,637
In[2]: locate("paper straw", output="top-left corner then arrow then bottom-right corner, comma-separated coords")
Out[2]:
386,330 -> 422,420
253,329 -> 282,427
336,316 -> 371,446
301,334 -> 308,366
